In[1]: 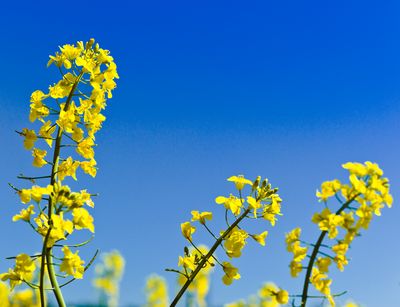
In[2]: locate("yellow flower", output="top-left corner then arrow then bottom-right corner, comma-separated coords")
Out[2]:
285,228 -> 301,251
32,148 -> 47,167
10,288 -> 39,306
93,278 -> 116,296
316,179 -> 341,202
355,203 -> 373,229
251,231 -> 268,246
215,194 -> 243,215
31,185 -> 52,202
247,196 -> 262,218
276,289 -> 289,304
29,90 -> 49,123
342,162 -> 368,177
72,208 -> 95,233
262,194 -> 282,226
145,274 -> 169,307
60,44 -> 83,61
181,222 -> 196,240
60,246 -> 85,279
291,241 -> 308,262
58,157 -> 80,181
79,190 -> 95,208
332,243 -> 349,271
316,257 -> 332,273
39,120 -> 56,147
349,174 -> 366,194
365,161 -> 383,176
222,262 -> 240,285
259,282 -> 288,305
0,281 -> 9,306
0,254 -> 36,290
289,260 -> 303,277
224,227 -> 248,258
191,211 -> 212,224
344,301 -> 361,307
22,128 -> 37,150
227,175 -> 252,191
12,205 -> 35,222
18,189 -> 31,204
49,79 -> 73,99
310,267 -> 334,306
56,102 -> 77,132
80,159 -> 97,177
312,208 -> 344,239
178,255 -> 196,271
35,212 -> 73,247
76,137 -> 95,159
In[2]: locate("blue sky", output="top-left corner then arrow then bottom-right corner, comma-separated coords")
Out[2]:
0,1 -> 399,306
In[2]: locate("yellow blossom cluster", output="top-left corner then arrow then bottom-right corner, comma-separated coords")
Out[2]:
2,39 -> 117,305
224,281 -> 289,307
286,161 -> 392,306
177,246 -> 213,307
145,274 -> 169,307
171,175 -> 283,306
0,255 -> 36,290
285,228 -> 307,278
93,251 -> 125,307
0,281 -> 43,307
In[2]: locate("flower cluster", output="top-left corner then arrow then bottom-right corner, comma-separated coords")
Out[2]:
177,245 -> 213,306
1,39 -> 118,306
93,250 -> 125,307
225,281 -> 289,307
0,280 -> 42,307
286,161 -> 392,306
145,275 -> 169,307
170,175 -> 283,306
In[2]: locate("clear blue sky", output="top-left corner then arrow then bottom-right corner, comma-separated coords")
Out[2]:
0,1 -> 399,306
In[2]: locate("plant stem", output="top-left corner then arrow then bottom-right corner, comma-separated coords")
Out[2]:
170,208 -> 251,307
39,72 -> 83,307
300,194 -> 358,307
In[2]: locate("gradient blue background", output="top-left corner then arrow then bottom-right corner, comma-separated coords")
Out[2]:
0,1 -> 399,306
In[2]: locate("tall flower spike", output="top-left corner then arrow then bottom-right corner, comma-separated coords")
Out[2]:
2,39 -> 117,307
287,162 -> 392,307
169,175 -> 282,306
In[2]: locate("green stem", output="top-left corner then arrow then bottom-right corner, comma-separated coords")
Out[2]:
170,208 -> 251,307
300,194 -> 358,307
39,71 -> 83,307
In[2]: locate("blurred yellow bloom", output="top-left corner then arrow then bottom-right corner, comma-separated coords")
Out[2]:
316,257 -> 332,273
93,251 -> 125,307
145,274 -> 169,307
